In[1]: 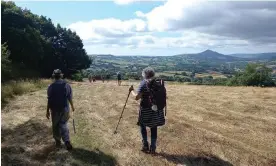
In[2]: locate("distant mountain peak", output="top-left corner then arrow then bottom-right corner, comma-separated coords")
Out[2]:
200,49 -> 220,54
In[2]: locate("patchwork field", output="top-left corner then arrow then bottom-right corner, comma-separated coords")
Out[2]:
2,81 -> 276,166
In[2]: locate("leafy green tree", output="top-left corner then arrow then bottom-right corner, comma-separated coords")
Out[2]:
1,1 -> 92,80
181,72 -> 187,76
227,64 -> 275,87
1,43 -> 12,82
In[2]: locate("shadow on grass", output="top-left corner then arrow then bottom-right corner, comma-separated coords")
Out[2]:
1,119 -> 118,166
157,152 -> 233,166
1,119 -> 52,166
71,148 -> 117,166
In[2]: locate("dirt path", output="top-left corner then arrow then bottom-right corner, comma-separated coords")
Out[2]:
2,81 -> 276,166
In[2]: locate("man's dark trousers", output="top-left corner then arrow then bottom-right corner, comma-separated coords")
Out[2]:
51,110 -> 70,143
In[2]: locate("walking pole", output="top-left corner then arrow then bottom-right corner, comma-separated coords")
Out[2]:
114,88 -> 132,134
72,111 -> 76,134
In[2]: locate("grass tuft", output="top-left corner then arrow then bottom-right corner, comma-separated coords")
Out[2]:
1,79 -> 51,106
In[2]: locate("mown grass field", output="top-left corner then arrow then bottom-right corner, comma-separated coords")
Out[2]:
195,73 -> 227,79
1,80 -> 276,166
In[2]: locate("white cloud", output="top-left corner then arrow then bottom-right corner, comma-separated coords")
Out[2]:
142,0 -> 276,44
140,0 -> 204,31
69,0 -> 276,55
135,11 -> 146,18
113,0 -> 139,5
68,18 -> 147,40
82,30 -> 250,53
114,0 -> 166,5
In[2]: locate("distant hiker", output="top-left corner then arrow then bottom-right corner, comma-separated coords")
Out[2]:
101,74 -> 105,83
117,72 -> 122,86
129,67 -> 166,154
88,74 -> 93,83
106,74 -> 110,83
46,69 -> 75,151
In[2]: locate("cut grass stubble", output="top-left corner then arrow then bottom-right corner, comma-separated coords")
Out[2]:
2,80 -> 276,166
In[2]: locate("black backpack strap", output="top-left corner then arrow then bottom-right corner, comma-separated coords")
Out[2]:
160,79 -> 167,116
145,79 -> 153,104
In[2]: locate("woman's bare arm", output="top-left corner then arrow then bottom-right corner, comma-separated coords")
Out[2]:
129,85 -> 142,100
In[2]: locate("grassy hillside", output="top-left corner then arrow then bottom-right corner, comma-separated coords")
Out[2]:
2,80 -> 276,166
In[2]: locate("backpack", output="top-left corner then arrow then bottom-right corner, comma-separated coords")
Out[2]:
49,82 -> 67,111
146,78 -> 167,113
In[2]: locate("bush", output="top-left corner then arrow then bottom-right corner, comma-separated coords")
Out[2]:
175,76 -> 191,82
159,75 -> 175,81
71,71 -> 83,82
212,78 -> 228,85
227,64 -> 275,87
181,72 -> 188,76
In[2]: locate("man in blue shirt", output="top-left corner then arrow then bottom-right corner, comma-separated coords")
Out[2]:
46,69 -> 75,150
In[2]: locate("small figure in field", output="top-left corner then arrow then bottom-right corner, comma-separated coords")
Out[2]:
101,74 -> 105,83
117,72 -> 122,86
106,74 -> 110,83
46,69 -> 75,151
88,74 -> 93,83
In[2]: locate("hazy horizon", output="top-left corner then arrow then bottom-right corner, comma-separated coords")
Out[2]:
15,1 -> 276,56
89,49 -> 276,56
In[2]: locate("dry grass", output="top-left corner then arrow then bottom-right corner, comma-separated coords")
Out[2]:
2,80 -> 276,166
196,73 -> 227,79
1,79 -> 52,106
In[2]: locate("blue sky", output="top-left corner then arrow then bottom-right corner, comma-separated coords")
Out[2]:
15,1 -> 162,27
15,1 -> 276,56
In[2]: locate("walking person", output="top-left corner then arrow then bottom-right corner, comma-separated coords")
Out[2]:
117,72 -> 122,86
101,74 -> 105,83
46,69 -> 75,150
88,73 -> 93,83
129,67 -> 166,154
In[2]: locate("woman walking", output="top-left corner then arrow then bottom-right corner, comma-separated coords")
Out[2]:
129,67 -> 166,154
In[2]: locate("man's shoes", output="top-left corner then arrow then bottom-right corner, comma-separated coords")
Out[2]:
141,143 -> 149,153
55,140 -> 62,149
65,141 -> 73,151
149,146 -> 156,154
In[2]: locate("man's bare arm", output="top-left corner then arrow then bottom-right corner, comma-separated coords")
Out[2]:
69,99 -> 75,112
46,86 -> 51,119
46,101 -> 50,119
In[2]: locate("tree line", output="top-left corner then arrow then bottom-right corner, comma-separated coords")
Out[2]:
1,1 -> 92,82
111,64 -> 275,87
176,64 -> 275,87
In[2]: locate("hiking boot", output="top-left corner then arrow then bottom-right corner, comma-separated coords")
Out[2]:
55,140 -> 62,148
141,144 -> 149,153
149,146 -> 156,154
65,141 -> 73,151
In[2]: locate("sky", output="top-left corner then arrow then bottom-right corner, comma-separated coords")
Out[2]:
15,0 -> 276,56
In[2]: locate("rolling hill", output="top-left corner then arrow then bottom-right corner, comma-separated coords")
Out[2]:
174,49 -> 242,62
92,49 -> 276,62
87,50 -> 276,79
230,52 -> 276,60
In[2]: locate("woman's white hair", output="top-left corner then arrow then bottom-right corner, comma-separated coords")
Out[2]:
142,67 -> 155,79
